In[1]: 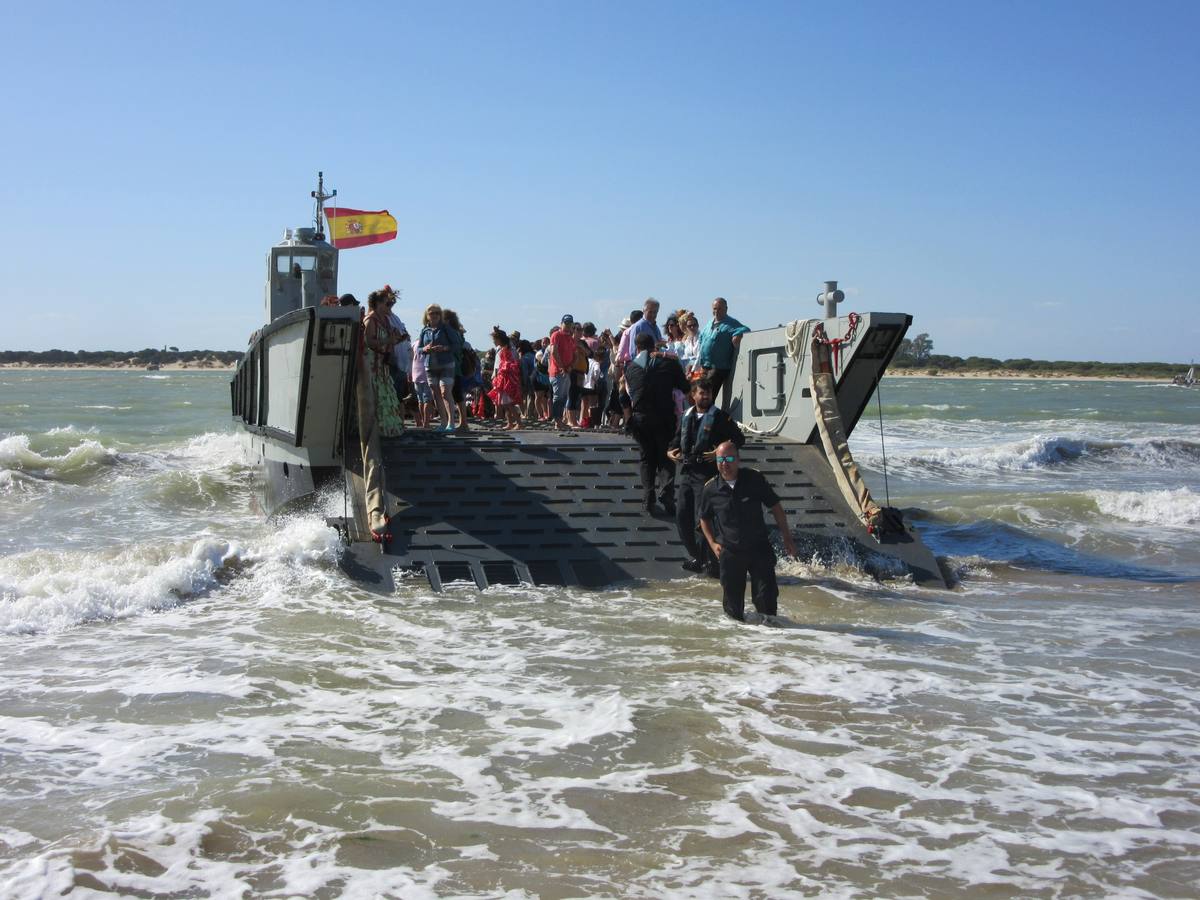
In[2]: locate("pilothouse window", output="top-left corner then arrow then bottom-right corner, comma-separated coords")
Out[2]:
276,253 -> 317,273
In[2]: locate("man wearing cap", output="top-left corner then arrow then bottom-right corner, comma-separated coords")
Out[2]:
698,297 -> 750,408
548,316 -> 578,428
698,441 -> 797,622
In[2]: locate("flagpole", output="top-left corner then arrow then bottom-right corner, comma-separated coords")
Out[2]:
311,171 -> 337,242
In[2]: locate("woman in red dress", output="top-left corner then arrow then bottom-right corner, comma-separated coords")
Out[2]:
487,327 -> 524,430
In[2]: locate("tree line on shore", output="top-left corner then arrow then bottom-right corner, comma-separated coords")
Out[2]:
0,348 -> 241,366
891,334 -> 1184,378
0,337 -> 1185,378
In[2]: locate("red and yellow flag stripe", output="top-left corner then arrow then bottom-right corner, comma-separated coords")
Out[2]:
324,207 -> 398,249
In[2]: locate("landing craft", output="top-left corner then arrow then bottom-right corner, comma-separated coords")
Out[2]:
232,175 -> 948,591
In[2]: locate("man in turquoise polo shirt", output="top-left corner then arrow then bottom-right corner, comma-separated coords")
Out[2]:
698,297 -> 750,407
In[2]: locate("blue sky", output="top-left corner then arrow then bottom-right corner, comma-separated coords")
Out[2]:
3,1 -> 1196,362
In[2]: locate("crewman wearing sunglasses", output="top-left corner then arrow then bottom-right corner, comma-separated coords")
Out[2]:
698,441 -> 798,622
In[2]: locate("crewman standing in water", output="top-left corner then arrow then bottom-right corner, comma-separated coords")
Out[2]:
698,441 -> 797,622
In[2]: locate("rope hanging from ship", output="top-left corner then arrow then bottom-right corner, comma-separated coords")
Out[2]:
333,322 -> 353,542
807,328 -> 897,538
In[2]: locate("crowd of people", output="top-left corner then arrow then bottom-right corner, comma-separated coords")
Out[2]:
334,288 -> 792,620
336,291 -> 751,441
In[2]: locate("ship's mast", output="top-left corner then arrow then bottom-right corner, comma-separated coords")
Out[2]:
311,171 -> 337,240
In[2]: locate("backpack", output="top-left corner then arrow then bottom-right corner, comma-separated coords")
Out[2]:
461,345 -> 479,377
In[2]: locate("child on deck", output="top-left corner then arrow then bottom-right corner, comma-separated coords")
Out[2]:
410,327 -> 433,427
580,348 -> 603,428
488,328 -> 524,430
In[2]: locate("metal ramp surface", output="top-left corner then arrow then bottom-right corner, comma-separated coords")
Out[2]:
334,426 -> 946,593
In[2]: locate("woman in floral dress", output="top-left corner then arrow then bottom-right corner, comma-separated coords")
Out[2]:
363,288 -> 405,437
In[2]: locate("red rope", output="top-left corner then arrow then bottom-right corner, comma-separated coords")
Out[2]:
371,513 -> 392,543
814,312 -> 860,375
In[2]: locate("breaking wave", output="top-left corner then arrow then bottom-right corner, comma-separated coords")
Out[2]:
880,435 -> 1200,475
165,431 -> 247,469
0,517 -> 341,635
0,431 -> 246,494
0,433 -> 118,483
1089,487 -> 1200,527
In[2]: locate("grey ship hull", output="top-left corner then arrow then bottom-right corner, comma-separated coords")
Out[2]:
233,305 -> 359,517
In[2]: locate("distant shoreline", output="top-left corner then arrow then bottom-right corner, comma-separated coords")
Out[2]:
885,371 -> 1166,383
0,362 -> 1172,383
0,362 -> 235,372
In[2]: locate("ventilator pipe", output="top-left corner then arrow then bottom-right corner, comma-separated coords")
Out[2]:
816,280 -> 844,319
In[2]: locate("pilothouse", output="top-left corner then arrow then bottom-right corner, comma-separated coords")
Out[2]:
266,173 -> 340,320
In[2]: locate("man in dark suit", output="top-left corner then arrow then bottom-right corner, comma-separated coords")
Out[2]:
624,332 -> 689,514
668,378 -> 744,575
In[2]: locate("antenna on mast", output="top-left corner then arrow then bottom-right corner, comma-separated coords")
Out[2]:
311,171 -> 337,240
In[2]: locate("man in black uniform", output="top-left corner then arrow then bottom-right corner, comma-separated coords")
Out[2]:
667,378 -> 744,575
698,441 -> 798,622
624,331 -> 689,514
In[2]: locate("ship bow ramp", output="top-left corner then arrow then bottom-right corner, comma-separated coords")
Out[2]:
333,430 -> 945,594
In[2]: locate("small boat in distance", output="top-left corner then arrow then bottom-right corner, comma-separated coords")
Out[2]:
231,175 -> 948,592
1171,365 -> 1195,387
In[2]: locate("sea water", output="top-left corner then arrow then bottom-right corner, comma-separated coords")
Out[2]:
1,371 -> 1198,898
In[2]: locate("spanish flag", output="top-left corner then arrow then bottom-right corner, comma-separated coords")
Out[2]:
324,207 -> 398,249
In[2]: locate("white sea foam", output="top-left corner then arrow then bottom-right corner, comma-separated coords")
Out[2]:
0,810 -> 453,900
1089,487 -> 1200,527
775,542 -> 912,587
157,431 -> 248,473
0,540 -> 236,634
3,577 -> 1198,896
0,516 -> 340,634
0,470 -> 25,490
0,826 -> 37,851
2,379 -> 1198,897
